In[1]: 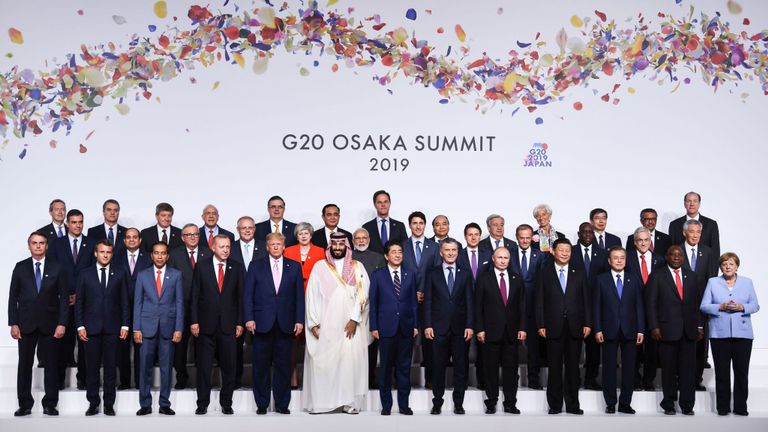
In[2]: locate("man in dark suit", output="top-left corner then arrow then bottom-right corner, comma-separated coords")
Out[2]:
509,224 -> 546,389
75,240 -> 130,416
362,190 -> 408,254
645,245 -> 703,415
479,214 -> 517,253
49,209 -> 94,390
569,222 -> 609,390
430,215 -> 452,244
668,191 -> 720,258
625,208 -> 672,257
590,208 -> 621,250
167,223 -> 211,389
536,238 -> 592,415
38,198 -> 67,243
140,202 -> 182,252
369,242 -> 418,415
423,238 -> 474,415
255,195 -> 298,247
593,247 -> 645,414
8,231 -> 68,416
474,247 -> 525,414
680,219 -> 718,390
190,235 -> 244,415
133,242 -> 184,416
625,227 -> 665,390
311,203 -> 353,249
113,228 -> 152,389
86,199 -> 126,250
199,204 -> 235,249
244,232 -> 305,415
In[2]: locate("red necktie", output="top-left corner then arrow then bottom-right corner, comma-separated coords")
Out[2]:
217,263 -> 224,293
499,272 -> 507,306
189,250 -> 196,270
640,254 -> 649,284
156,270 -> 163,298
208,230 -> 214,249
673,269 -> 683,299
649,239 -> 654,252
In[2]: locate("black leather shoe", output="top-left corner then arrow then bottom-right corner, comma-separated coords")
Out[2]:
453,406 -> 465,415
605,405 -> 616,414
695,384 -> 706,391
618,405 -> 635,414
85,405 -> 99,416
275,407 -> 290,414
77,381 -> 87,390
118,384 -> 130,390
399,407 -> 413,415
566,408 -> 584,415
136,407 -> 152,416
430,405 -> 441,415
256,407 -> 267,415
681,409 -> 694,416
485,406 -> 496,414
104,406 -> 115,416
158,406 -> 175,415
528,382 -> 543,390
717,410 -> 729,416
221,406 -> 234,415
504,406 -> 520,414
663,408 -> 676,415
173,381 -> 186,390
14,408 -> 32,417
643,385 -> 655,391
733,410 -> 749,416
43,407 -> 59,416
548,408 -> 562,415
195,407 -> 207,415
381,409 -> 391,416
583,379 -> 601,390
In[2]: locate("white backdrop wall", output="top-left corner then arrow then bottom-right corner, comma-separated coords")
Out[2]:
1,0 -> 766,360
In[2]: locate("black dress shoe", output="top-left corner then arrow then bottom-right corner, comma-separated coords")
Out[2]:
195,407 -> 207,415
681,409 -> 694,416
566,408 -> 584,415
173,381 -> 186,390
380,409 -> 391,416
663,408 -> 676,415
221,406 -> 234,415
453,406 -> 465,415
717,410 -> 729,416
583,379 -> 601,390
43,407 -> 59,416
733,410 -> 749,416
104,406 -> 115,416
695,384 -> 706,391
85,405 -> 99,416
275,407 -> 290,414
256,407 -> 267,415
504,406 -> 520,414
136,407 -> 152,416
548,408 -> 562,415
399,407 -> 413,415
605,405 -> 616,414
618,405 -> 635,414
14,408 -> 32,417
77,382 -> 87,391
291,385 -> 299,390
118,384 -> 131,390
430,405 -> 441,415
158,406 -> 175,415
485,406 -> 496,414
528,383 -> 543,390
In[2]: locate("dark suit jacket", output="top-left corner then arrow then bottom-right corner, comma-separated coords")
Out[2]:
352,249 -> 387,280
593,272 -> 645,340
668,215 -> 720,258
8,258 -> 69,334
625,230 -> 672,257
50,235 -> 95,295
680,243 -> 718,297
311,227 -> 353,250
198,225 -> 236,248
402,237 -> 441,293
139,225 -> 182,252
423,265 -> 473,336
75,265 -> 130,335
535,264 -> 592,339
243,256 -> 305,334
133,266 -> 184,338
168,246 -> 212,323
255,219 -> 298,247
190,257 -> 244,335
112,249 -> 152,302
645,267 -> 701,341
456,247 -> 492,284
594,231 -> 621,250
362,217 -> 408,254
87,223 -> 127,248
508,246 -> 544,290
38,222 -> 66,244
570,242 -> 610,286
474,270 -> 525,342
625,250 -> 665,288
369,266 -> 419,337
229,239 -> 267,273
478,236 -> 517,254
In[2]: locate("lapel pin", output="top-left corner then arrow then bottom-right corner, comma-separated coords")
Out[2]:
44,274 -> 49,278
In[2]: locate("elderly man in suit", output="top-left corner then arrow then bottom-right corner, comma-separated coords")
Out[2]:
362,190 -> 408,254
86,199 -> 126,249
479,214 -> 517,253
199,204 -> 235,249
140,202 -> 183,252
75,240 -> 130,416
255,196 -> 298,247
669,191 -> 720,258
38,199 -> 67,243
8,231 -> 68,416
133,242 -> 184,416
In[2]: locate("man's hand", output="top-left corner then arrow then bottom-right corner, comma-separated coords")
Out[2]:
595,331 -> 604,343
583,327 -> 591,338
464,328 -> 474,341
190,323 -> 200,337
133,331 -> 143,344
538,328 -> 546,338
477,331 -> 486,344
697,328 -> 704,341
344,320 -> 357,339
68,294 -> 76,306
517,331 -> 527,341
636,333 -> 644,345
245,320 -> 256,334
424,327 -> 435,340
235,325 -> 244,338
417,292 -> 425,303
294,323 -> 304,337
650,328 -> 662,341
310,325 -> 320,339
371,330 -> 379,340
172,331 -> 182,343
413,328 -> 419,337
10,325 -> 21,340
54,325 -> 66,339
120,329 -> 129,340
78,328 -> 88,342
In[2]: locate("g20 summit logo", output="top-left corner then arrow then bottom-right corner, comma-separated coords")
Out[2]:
524,143 -> 552,168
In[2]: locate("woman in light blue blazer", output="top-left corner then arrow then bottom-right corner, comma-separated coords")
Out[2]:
700,252 -> 760,416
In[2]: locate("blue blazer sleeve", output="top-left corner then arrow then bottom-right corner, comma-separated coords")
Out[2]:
133,272 -> 145,333
173,273 -> 184,332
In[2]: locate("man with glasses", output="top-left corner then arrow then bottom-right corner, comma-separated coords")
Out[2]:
256,196 -> 298,247
625,208 -> 672,257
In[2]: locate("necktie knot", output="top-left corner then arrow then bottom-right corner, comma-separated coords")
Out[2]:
500,272 -> 505,278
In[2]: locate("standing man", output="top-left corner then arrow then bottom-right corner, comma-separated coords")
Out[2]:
86,199 -> 126,249
362,190 -> 408,254
8,231 -> 68,416
474,247 -> 525,414
255,196 -> 298,247
38,199 -> 67,243
133,242 -> 184,416
625,208 -> 672,257
199,204 -> 235,249
243,233 -> 304,414
593,247 -> 644,414
536,239 -> 591,415
369,242 -> 418,415
75,240 -> 130,416
668,192 -> 720,258
645,245 -> 703,415
430,215 -> 452,244
589,208 -> 621,250
302,233 -> 370,414
479,214 -> 517,253
311,203 -> 353,249
190,235 -> 244,415
423,238 -> 474,415
140,202 -> 182,252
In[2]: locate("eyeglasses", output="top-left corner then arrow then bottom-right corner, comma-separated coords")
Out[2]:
269,205 -> 285,210
182,233 -> 200,237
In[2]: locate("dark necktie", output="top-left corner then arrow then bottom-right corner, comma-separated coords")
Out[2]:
72,238 -> 79,263
470,250 -> 478,279
34,262 -> 42,293
108,227 -> 114,244
520,249 -> 528,280
161,229 -> 168,244
415,241 -> 422,266
189,250 -> 196,270
447,266 -> 455,294
393,270 -> 401,297
494,239 -> 500,249
583,246 -> 591,275
616,273 -> 623,299
100,267 -> 107,289
499,272 -> 507,306
380,219 -> 388,245
598,234 -> 605,249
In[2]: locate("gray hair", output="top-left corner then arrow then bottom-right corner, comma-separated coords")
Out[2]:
353,227 -> 369,237
633,226 -> 650,239
683,219 -> 703,231
532,204 -> 553,218
485,214 -> 504,227
294,222 -> 314,237
182,223 -> 198,232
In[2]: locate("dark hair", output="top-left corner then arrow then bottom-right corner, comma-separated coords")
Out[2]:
589,208 -> 607,220
464,222 -> 482,236
640,208 -> 657,217
150,241 -> 169,253
516,224 -> 534,235
372,190 -> 390,203
155,202 -> 174,215
95,239 -> 114,249
432,215 -> 449,226
383,241 -> 403,255
408,211 -> 426,224
268,195 -> 285,206
607,246 -> 625,257
28,231 -> 48,243
439,237 -> 460,248
125,227 -> 140,236
48,199 -> 66,212
102,199 -> 120,211
66,209 -> 83,220
321,203 -> 339,216
552,238 -> 572,250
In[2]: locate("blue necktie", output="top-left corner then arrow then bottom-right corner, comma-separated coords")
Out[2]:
616,274 -> 623,299
447,266 -> 455,294
393,270 -> 401,297
583,247 -> 591,275
100,267 -> 107,289
57,225 -> 64,238
690,248 -> 697,271
520,249 -> 528,280
415,241 -> 422,266
495,239 -> 501,249
34,262 -> 42,293
559,268 -> 566,293
380,219 -> 388,245
108,227 -> 114,245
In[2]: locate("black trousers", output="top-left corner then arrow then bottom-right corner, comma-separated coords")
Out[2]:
584,333 -> 600,381
545,318 -> 582,412
640,338 -> 659,387
658,337 -> 696,411
117,337 -> 141,388
482,336 -> 519,408
59,308 -> 86,386
18,330 -> 59,409
174,327 -> 192,385
368,338 -> 379,387
84,333 -> 118,407
431,331 -> 468,406
695,320 -> 710,384
195,326 -> 237,408
473,338 -> 485,388
524,310 -> 545,384
235,332 -> 246,386
378,329 -> 414,410
710,338 -> 752,414
601,333 -> 636,407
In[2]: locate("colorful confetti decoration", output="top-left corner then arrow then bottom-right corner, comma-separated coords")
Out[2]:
7,28 -> 24,44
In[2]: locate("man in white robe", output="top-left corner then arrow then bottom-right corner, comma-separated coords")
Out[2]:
302,233 -> 371,414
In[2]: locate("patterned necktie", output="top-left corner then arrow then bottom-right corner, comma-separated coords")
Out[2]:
272,259 -> 281,292
598,234 -> 605,249
189,250 -> 196,270
393,270 -> 401,297
100,267 -> 108,289
72,238 -> 79,263
217,263 -> 224,293
674,269 -> 683,299
470,250 -> 478,279
57,224 -> 64,238
415,241 -> 422,266
34,262 -> 42,293
690,248 -> 697,271
583,247 -> 591,275
161,229 -> 168,244
129,253 -> 136,275
446,266 -> 455,294
499,272 -> 507,305
208,230 -> 214,249
108,227 -> 114,245
640,254 -> 649,284
155,269 -> 162,297
520,249 -> 528,280
380,219 -> 388,245
616,274 -> 623,299
273,223 -> 279,234
559,268 -> 566,292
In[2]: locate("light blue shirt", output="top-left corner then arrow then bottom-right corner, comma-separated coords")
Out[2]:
700,275 -> 760,339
